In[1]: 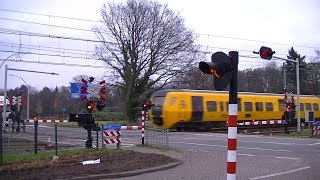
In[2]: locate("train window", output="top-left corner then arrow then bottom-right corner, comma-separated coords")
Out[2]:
219,102 -> 224,111
313,103 -> 319,111
244,102 -> 252,111
169,97 -> 176,105
255,102 -> 263,111
278,99 -> 285,111
207,101 -> 217,111
154,96 -> 165,106
305,103 -> 312,111
266,102 -> 273,111
180,100 -> 185,108
300,103 -> 304,111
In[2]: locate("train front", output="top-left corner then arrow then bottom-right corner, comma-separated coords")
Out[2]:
148,90 -> 167,128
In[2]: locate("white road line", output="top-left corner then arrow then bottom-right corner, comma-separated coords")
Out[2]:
238,154 -> 255,157
249,166 -> 311,180
171,141 -> 291,152
309,142 -> 320,145
170,137 -> 222,141
275,156 -> 300,160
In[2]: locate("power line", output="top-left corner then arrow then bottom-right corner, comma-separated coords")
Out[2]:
197,33 -> 320,50
0,8 -> 101,23
0,58 -> 106,68
0,28 -> 107,43
1,8 -> 320,50
0,42 -> 95,57
0,41 -> 95,53
0,17 -> 93,32
0,49 -> 100,60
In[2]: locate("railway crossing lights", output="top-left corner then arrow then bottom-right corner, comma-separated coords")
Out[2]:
86,101 -> 95,113
199,52 -> 233,90
259,46 -> 275,60
142,100 -> 154,111
96,101 -> 105,111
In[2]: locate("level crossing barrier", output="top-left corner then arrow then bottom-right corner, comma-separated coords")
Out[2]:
313,126 -> 320,136
101,124 -> 121,149
237,120 -> 285,126
26,119 -> 68,123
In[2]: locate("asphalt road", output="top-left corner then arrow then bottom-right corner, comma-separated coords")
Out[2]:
7,124 -> 320,179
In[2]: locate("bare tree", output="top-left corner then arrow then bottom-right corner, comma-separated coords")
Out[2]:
93,0 -> 200,121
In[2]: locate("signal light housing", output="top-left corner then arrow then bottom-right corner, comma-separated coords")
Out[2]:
96,101 -> 105,111
142,100 -> 154,110
199,52 -> 233,90
86,101 -> 95,113
259,46 -> 275,60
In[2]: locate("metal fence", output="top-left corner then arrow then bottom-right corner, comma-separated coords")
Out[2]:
146,128 -> 169,147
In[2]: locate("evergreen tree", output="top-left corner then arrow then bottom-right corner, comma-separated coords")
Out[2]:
284,47 -> 309,94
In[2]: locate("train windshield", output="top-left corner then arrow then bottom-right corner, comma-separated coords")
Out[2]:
153,96 -> 165,107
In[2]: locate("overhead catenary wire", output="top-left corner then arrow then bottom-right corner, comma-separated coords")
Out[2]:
0,42 -> 95,57
0,17 -> 93,32
0,28 -> 108,43
0,49 -> 100,60
0,8 -> 319,50
0,8 -> 102,23
0,58 -> 107,68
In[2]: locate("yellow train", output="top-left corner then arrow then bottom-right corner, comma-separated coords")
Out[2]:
148,89 -> 320,130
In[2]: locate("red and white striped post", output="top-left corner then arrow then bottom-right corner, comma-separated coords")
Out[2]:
227,51 -> 239,180
227,104 -> 237,179
141,109 -> 145,145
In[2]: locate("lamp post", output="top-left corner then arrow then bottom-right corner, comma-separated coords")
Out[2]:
1,65 -> 58,164
9,74 -> 30,124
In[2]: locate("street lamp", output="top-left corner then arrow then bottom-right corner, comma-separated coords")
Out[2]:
0,53 -> 25,69
9,74 -> 30,123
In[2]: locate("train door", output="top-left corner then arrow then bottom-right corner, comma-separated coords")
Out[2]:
191,96 -> 203,121
178,96 -> 187,121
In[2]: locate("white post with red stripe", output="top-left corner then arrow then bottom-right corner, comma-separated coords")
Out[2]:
141,110 -> 145,145
227,51 -> 239,180
227,104 -> 237,180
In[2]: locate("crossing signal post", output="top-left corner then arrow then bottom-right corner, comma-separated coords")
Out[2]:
254,46 -> 301,132
199,51 -> 239,180
141,100 -> 154,145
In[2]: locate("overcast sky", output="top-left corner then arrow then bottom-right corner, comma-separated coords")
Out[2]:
0,0 -> 319,90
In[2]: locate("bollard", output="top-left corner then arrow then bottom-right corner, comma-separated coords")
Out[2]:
34,119 -> 38,154
96,123 -> 99,150
55,123 -> 58,156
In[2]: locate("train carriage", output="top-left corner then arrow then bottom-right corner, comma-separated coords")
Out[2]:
149,89 -> 320,130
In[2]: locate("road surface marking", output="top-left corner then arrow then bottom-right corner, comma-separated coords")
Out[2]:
171,141 -> 291,152
238,154 -> 255,157
249,166 -> 311,180
309,142 -> 320,145
276,156 -> 300,160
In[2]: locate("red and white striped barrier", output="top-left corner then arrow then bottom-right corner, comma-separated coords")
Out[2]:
103,138 -> 121,144
313,126 -> 320,135
103,131 -> 121,137
238,120 -> 285,126
26,119 -> 68,123
102,129 -> 121,147
120,125 -> 142,130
